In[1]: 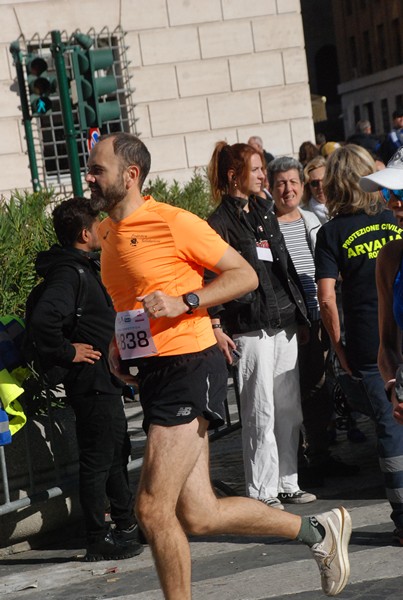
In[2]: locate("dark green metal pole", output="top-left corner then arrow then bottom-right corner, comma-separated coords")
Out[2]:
9,41 -> 41,192
50,30 -> 83,196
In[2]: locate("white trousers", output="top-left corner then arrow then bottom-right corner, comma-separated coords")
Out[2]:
234,325 -> 303,499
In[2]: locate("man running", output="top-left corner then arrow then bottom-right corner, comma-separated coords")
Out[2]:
85,132 -> 352,599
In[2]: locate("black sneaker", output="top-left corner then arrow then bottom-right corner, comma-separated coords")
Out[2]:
113,523 -> 148,545
113,523 -> 140,543
278,490 -> 317,504
85,526 -> 144,562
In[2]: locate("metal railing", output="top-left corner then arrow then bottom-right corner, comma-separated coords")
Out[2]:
0,370 -> 241,520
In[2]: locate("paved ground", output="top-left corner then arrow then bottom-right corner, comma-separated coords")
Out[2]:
1,384 -> 402,599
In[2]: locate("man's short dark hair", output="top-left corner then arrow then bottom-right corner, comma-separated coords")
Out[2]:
393,106 -> 403,119
98,132 -> 151,189
52,197 -> 99,247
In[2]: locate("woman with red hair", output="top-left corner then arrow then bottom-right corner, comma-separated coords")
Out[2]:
206,142 -> 315,509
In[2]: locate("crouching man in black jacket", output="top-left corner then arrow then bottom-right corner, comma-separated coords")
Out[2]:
30,197 -> 143,562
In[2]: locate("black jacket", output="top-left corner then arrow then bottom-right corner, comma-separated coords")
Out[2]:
31,244 -> 122,396
206,195 -> 309,335
346,132 -> 380,154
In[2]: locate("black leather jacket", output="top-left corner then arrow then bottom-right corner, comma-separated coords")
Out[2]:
206,195 -> 309,335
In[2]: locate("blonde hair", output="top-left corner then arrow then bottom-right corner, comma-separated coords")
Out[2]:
302,155 -> 327,205
323,144 -> 383,218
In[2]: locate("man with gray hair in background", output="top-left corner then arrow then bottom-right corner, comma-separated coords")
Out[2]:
346,119 -> 380,154
248,135 -> 274,167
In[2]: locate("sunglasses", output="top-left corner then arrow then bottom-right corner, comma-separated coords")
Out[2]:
381,188 -> 403,202
309,179 -> 323,188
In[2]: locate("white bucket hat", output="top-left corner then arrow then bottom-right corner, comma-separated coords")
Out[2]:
359,147 -> 403,192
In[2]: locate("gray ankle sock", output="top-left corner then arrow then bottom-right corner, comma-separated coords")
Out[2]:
296,516 -> 326,547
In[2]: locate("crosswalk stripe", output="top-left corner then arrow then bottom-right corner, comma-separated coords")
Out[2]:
3,501 -> 396,599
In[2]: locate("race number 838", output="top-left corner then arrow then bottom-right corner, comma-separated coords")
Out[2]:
115,309 -> 157,360
118,330 -> 149,351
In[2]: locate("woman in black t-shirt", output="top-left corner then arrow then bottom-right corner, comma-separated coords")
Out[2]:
315,144 -> 403,541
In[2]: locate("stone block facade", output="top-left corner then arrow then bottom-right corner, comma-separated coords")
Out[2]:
0,0 -> 314,195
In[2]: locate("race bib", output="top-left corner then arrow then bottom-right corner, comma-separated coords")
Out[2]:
115,309 -> 157,360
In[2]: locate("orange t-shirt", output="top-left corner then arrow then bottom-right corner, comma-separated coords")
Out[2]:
99,196 -> 229,356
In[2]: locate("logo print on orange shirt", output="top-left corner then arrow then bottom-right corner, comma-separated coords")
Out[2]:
129,234 -> 161,246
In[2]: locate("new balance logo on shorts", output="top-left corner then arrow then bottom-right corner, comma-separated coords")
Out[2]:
176,407 -> 192,417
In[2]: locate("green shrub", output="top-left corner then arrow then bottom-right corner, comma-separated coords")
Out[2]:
144,170 -> 215,220
1,172 -> 215,318
0,190 -> 57,317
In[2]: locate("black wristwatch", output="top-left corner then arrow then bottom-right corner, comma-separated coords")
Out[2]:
183,292 -> 200,314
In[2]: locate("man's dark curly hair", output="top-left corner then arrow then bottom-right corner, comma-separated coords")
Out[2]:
52,197 -> 99,247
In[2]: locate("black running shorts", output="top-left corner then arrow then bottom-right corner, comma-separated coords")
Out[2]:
136,345 -> 227,433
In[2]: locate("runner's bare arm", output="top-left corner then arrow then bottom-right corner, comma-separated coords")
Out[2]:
138,246 -> 258,319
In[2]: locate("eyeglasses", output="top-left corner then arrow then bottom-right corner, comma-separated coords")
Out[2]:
309,179 -> 323,188
381,188 -> 403,202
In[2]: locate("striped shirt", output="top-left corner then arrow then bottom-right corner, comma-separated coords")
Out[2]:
278,217 -> 320,321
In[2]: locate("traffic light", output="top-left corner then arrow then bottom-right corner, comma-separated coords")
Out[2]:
25,53 -> 56,116
70,35 -> 120,130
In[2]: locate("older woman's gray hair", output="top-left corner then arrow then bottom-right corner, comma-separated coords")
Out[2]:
267,156 -> 304,189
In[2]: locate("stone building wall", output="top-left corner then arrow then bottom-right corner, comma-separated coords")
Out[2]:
0,0 -> 314,195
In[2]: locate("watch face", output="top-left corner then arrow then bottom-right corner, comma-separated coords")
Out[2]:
186,292 -> 199,307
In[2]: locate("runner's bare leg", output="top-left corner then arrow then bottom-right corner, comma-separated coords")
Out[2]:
136,417 -> 301,600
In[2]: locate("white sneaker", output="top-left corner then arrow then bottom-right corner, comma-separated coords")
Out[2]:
310,507 -> 352,596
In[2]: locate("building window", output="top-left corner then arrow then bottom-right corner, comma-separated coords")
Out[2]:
364,102 -> 374,131
314,45 -> 340,104
393,19 -> 402,66
377,24 -> 387,70
21,27 -> 136,192
363,31 -> 372,74
349,36 -> 358,77
354,105 -> 361,125
381,98 -> 389,133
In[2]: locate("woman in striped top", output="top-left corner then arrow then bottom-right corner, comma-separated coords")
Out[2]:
269,156 -> 334,482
